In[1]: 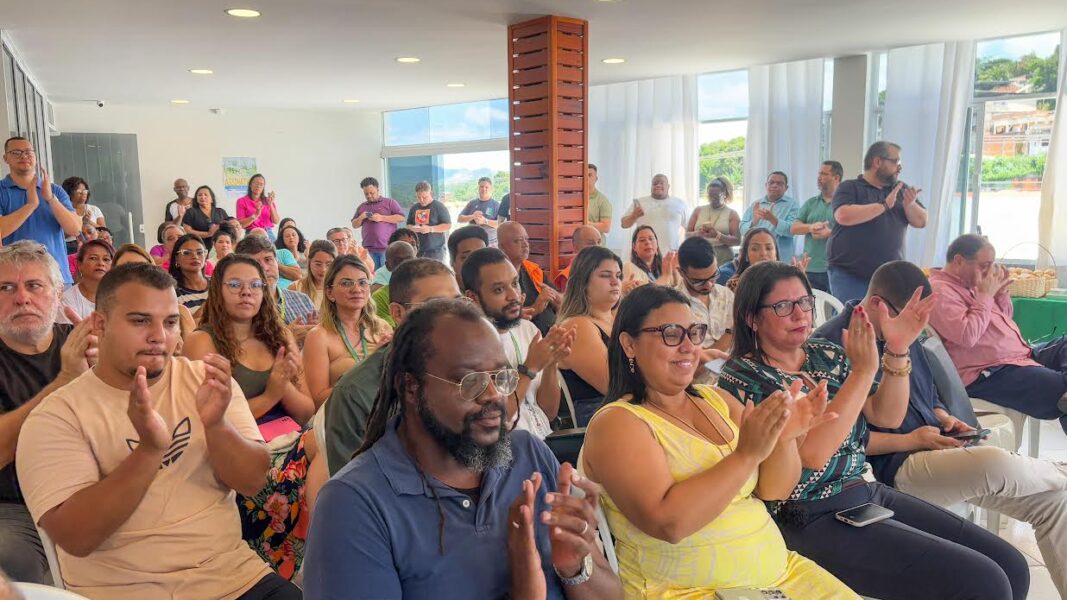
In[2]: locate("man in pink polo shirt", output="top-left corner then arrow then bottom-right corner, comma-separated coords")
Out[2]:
928,234 -> 1067,434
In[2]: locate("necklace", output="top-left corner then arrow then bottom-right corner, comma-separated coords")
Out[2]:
339,322 -> 368,363
646,394 -> 732,454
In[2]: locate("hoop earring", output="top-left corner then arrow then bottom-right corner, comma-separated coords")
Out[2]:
628,357 -> 635,373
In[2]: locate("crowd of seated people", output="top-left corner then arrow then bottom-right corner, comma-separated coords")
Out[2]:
3,130 -> 1067,600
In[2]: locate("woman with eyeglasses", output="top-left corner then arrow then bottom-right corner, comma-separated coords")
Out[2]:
302,255 -> 392,406
184,254 -> 316,579
168,234 -> 212,315
686,177 -> 740,267
580,284 -> 856,599
61,176 -> 104,254
182,185 -> 230,243
622,225 -> 678,296
61,239 -> 113,320
556,246 -> 623,427
289,239 -> 335,308
717,261 -> 1028,600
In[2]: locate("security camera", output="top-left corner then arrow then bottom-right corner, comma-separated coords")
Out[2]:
96,100 -> 105,108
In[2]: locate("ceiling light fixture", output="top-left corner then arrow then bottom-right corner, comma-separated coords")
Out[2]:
602,58 -> 626,64
189,68 -> 214,75
446,83 -> 465,88
396,57 -> 421,64
225,8 -> 261,18
171,99 -> 191,104
343,99 -> 361,104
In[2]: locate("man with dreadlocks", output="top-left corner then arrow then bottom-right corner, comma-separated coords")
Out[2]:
303,299 -> 622,599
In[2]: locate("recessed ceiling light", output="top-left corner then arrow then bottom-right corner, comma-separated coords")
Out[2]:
342,99 -> 361,104
396,57 -> 421,64
171,99 -> 191,104
602,58 -> 625,64
446,83 -> 465,88
225,8 -> 261,18
189,68 -> 214,75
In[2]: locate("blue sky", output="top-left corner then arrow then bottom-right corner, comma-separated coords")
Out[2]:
978,31 -> 1061,61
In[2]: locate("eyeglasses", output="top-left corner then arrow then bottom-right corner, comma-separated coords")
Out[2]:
638,323 -> 709,347
880,156 -> 901,165
403,295 -> 470,308
759,295 -> 816,317
177,249 -> 207,258
5,149 -> 35,158
682,271 -> 719,287
330,278 -> 369,289
424,368 -> 519,402
223,279 -> 265,292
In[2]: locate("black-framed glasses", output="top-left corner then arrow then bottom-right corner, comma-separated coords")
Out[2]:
223,279 -> 265,293
177,249 -> 207,258
425,368 -> 519,402
639,323 -> 708,347
759,295 -> 816,317
879,296 -> 900,316
682,270 -> 719,287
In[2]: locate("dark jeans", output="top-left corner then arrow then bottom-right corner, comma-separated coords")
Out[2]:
966,335 -> 1067,434
0,503 -> 50,584
828,267 -> 870,304
777,482 -> 1028,600
806,271 -> 830,293
237,573 -> 302,600
369,251 -> 386,270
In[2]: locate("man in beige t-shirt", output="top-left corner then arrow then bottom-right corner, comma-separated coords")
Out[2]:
16,264 -> 300,600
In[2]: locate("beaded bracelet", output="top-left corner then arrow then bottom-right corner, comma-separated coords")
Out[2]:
883,347 -> 909,359
881,355 -> 912,377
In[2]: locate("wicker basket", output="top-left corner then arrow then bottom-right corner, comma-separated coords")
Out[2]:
1003,243 -> 1058,298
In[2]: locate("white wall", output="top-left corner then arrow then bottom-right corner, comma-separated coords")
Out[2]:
54,104 -> 383,245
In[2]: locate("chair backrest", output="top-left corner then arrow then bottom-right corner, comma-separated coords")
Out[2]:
543,428 -> 586,468
919,327 -> 979,427
595,502 -> 619,574
13,583 -> 88,599
813,289 -> 844,327
557,368 -> 578,430
35,527 -> 64,590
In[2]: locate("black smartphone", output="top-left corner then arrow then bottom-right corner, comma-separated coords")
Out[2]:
835,503 -> 894,527
944,428 -> 991,441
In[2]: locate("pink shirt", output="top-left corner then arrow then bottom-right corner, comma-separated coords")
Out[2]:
928,268 -> 1038,386
236,195 -> 276,230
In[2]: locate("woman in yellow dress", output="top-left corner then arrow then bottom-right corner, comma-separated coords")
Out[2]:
580,284 -> 858,599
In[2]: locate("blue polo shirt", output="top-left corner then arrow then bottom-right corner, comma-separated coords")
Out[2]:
814,300 -> 945,486
304,416 -> 567,600
0,176 -> 74,283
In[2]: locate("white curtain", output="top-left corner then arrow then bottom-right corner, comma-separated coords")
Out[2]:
882,41 -> 975,267
1038,29 -> 1067,280
588,75 -> 699,253
744,58 -> 825,227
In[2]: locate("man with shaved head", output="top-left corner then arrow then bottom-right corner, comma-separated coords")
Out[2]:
497,221 -> 560,335
620,173 -> 687,251
555,225 -> 603,291
164,179 -> 192,225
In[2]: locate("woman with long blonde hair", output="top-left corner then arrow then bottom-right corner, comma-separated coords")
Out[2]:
302,255 -> 392,405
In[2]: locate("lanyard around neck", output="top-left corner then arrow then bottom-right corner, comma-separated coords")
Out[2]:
340,322 -> 368,363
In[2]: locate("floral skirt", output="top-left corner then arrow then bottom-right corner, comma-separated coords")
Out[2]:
237,434 -> 309,580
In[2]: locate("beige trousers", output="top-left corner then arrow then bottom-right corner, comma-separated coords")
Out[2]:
896,445 -> 1067,598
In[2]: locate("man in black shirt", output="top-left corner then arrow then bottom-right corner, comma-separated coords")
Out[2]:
405,181 -> 452,262
0,241 -> 95,583
497,221 -> 560,335
827,141 -> 927,302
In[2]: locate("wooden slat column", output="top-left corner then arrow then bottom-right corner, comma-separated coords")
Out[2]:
508,16 -> 588,280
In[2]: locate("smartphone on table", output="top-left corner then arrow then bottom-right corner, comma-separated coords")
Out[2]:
714,589 -> 790,600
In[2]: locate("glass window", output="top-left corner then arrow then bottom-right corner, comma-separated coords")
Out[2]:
26,81 -> 38,152
698,70 -> 749,206
956,31 -> 1061,263
698,70 -> 748,121
36,92 -> 49,168
822,59 -> 834,160
13,65 -> 27,136
385,99 -> 510,146
386,150 -> 511,223
2,48 -> 16,138
868,52 -> 888,145
975,32 -> 1060,99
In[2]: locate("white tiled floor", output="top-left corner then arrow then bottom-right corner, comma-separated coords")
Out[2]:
987,419 -> 1065,600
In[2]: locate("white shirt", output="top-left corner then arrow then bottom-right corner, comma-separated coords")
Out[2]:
61,284 -> 95,321
629,195 -> 688,251
500,320 -> 553,439
673,280 -> 734,347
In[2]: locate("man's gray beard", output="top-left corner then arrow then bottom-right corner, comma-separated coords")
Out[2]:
0,301 -> 58,347
416,390 -> 513,473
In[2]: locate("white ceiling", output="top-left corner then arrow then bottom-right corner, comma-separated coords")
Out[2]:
4,0 -> 1067,112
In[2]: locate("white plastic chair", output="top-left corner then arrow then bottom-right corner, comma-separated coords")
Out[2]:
557,368 -> 578,429
594,503 -> 619,575
813,289 -> 844,327
36,526 -> 64,590
970,398 -> 1041,458
13,583 -> 87,599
